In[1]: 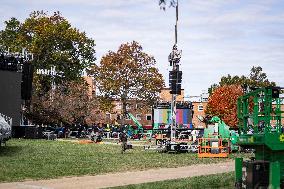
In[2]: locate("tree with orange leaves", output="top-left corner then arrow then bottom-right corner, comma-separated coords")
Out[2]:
205,85 -> 243,127
93,41 -> 164,118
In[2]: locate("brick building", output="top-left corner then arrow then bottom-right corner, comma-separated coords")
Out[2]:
110,100 -> 153,127
187,91 -> 209,128
160,88 -> 208,129
88,78 -> 284,128
83,76 -> 96,96
88,82 -> 208,129
191,101 -> 207,128
159,88 -> 185,102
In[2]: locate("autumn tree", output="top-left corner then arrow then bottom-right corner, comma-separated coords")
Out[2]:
208,66 -> 276,94
53,81 -> 96,125
94,41 -> 164,118
205,85 -> 243,127
28,81 -> 98,125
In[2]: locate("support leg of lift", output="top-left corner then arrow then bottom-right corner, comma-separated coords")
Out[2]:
235,158 -> 243,189
269,161 -> 280,189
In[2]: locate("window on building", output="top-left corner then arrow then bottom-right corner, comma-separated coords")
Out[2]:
198,105 -> 204,111
136,114 -> 141,120
202,97 -> 208,102
92,80 -> 96,91
146,114 -> 152,121
106,113 -> 111,120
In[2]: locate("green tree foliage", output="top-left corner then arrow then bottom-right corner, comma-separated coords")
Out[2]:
94,41 -> 165,117
248,66 -> 275,88
0,18 -> 21,52
0,11 -> 96,124
208,83 -> 218,96
208,66 -> 276,94
0,11 -> 96,92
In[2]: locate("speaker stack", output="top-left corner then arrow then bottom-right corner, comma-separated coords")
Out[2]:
21,63 -> 34,100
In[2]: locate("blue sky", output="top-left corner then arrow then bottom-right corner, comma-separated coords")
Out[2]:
1,0 -> 284,96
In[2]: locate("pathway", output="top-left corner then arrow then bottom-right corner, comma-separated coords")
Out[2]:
0,161 -> 234,189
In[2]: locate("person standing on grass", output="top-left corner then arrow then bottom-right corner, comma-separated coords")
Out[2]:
119,131 -> 128,153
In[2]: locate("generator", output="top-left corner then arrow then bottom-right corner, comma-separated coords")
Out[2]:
240,160 -> 269,188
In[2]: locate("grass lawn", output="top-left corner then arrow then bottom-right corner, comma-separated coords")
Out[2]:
0,139 -> 249,182
109,172 -> 235,189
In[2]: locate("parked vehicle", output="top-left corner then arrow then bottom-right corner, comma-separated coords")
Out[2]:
0,116 -> 11,146
41,126 -> 56,140
188,140 -> 198,153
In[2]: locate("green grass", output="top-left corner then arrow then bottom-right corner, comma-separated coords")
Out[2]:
109,172 -> 235,189
0,139 -> 249,183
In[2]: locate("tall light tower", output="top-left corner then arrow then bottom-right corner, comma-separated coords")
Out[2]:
168,0 -> 182,147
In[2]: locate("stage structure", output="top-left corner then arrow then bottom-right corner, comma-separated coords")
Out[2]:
0,50 -> 34,137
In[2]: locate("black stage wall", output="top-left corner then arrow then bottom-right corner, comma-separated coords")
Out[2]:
0,70 -> 22,126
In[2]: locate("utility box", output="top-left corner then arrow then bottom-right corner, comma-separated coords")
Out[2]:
242,160 -> 269,189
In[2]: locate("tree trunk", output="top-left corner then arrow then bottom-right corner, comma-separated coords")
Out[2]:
121,95 -> 127,130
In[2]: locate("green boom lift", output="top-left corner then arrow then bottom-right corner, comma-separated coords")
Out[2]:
235,87 -> 284,189
127,112 -> 153,138
127,112 -> 144,134
203,116 -> 239,152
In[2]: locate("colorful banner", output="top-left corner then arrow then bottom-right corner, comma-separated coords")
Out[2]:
153,108 -> 192,127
